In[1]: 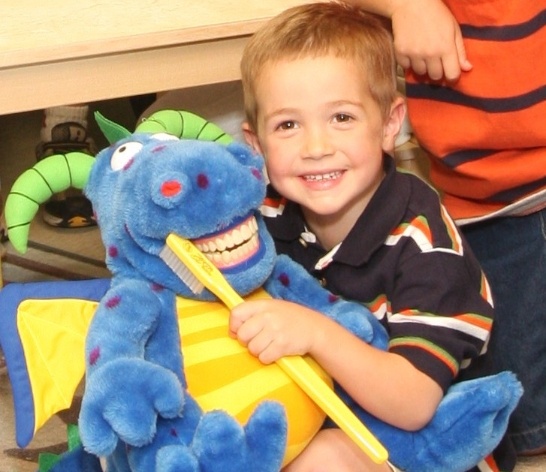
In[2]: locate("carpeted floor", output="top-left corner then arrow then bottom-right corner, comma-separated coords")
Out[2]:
1,97 -> 545,472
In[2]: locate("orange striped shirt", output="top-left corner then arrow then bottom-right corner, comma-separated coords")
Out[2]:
406,1 -> 546,222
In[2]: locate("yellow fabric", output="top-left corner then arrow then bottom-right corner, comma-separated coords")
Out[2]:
17,299 -> 98,435
17,288 -> 330,465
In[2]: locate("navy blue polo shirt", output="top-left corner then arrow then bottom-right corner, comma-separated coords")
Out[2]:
263,156 -> 494,390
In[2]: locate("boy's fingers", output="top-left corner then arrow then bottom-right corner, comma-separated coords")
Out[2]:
234,311 -> 267,346
247,333 -> 275,363
229,304 -> 250,335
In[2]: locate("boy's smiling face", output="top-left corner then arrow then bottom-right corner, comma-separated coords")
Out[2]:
244,54 -> 404,241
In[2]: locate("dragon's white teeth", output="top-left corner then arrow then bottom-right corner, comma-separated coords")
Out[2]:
225,232 -> 235,249
221,250 -> 232,265
232,228 -> 243,246
196,217 -> 258,256
214,238 -> 225,251
211,252 -> 222,265
207,234 -> 258,266
241,224 -> 252,240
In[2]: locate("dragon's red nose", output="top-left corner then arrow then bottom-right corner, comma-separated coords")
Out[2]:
161,180 -> 182,197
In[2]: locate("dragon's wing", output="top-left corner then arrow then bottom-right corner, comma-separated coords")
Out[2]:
0,279 -> 110,447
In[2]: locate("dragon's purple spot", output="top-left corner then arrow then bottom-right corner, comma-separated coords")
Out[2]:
89,346 -> 100,366
197,173 -> 209,189
251,168 -> 262,180
151,283 -> 164,292
152,144 -> 166,153
106,295 -> 121,309
328,293 -> 339,303
108,245 -> 118,258
170,428 -> 178,437
278,273 -> 290,287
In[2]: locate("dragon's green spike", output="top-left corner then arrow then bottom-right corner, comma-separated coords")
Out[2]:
95,111 -> 132,144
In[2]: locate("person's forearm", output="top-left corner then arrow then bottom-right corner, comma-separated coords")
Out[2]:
310,315 -> 443,430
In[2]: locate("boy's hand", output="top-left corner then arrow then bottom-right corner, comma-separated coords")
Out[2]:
389,0 -> 472,81
229,299 -> 326,364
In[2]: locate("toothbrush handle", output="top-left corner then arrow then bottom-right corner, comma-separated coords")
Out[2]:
276,355 -> 388,464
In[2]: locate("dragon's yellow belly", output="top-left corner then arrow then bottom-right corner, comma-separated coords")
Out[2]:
176,288 -> 330,466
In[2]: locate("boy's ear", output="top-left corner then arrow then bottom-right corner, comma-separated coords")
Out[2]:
382,96 -> 406,154
242,122 -> 263,155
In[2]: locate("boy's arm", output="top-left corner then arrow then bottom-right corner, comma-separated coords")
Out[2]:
230,298 -> 443,431
306,311 -> 445,430
341,0 -> 471,80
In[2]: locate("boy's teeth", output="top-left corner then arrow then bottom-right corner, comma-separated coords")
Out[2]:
305,171 -> 341,181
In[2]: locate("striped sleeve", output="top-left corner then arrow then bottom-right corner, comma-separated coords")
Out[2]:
382,208 -> 494,390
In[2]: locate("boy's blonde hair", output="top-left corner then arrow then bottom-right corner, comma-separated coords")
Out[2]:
241,2 -> 398,131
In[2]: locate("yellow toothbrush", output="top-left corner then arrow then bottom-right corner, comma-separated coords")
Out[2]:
160,233 -> 388,464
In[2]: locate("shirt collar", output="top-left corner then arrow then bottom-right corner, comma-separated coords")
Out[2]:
335,156 -> 410,265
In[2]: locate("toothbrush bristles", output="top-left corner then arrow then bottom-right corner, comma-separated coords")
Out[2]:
159,245 -> 205,294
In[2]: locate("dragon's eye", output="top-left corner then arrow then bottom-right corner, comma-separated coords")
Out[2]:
111,141 -> 143,171
152,133 -> 179,142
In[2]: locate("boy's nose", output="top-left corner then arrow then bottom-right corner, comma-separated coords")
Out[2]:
303,127 -> 334,159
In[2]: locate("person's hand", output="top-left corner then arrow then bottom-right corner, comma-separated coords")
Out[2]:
229,299 -> 326,364
389,0 -> 472,81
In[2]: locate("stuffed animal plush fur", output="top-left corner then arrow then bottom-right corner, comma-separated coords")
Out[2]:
2,110 -> 522,472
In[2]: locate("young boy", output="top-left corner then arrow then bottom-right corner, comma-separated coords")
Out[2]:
229,2 -> 516,471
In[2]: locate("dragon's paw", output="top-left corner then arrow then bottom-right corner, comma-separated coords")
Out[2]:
192,401 -> 287,472
326,301 -> 388,348
372,371 -> 523,472
79,358 -> 185,456
427,371 -> 523,439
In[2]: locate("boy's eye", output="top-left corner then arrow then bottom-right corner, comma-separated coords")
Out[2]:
278,121 -> 297,131
334,113 -> 352,123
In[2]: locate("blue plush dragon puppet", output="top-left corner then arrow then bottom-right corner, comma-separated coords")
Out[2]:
0,110 -> 522,472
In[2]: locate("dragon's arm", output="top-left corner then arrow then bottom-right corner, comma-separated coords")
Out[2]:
84,278 -> 179,373
80,278 -> 186,456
